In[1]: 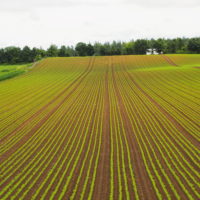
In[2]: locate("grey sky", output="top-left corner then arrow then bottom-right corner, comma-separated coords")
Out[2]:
0,0 -> 199,48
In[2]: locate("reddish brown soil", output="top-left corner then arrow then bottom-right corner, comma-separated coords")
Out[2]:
0,89 -> 84,189
111,63 -> 158,200
141,80 -> 200,129
0,57 -> 95,163
92,68 -> 111,200
161,55 -> 179,66
0,57 -> 94,145
123,69 -> 199,148
51,88 -> 101,200
120,62 -> 199,199
0,79 -> 66,127
0,85 -> 91,199
30,58 -> 96,200
1,56 -> 199,200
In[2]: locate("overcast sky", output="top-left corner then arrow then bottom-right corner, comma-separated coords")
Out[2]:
0,0 -> 200,48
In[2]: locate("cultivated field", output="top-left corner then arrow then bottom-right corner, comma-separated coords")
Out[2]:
0,55 -> 199,200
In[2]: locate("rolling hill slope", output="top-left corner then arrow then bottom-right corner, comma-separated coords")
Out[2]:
0,55 -> 199,200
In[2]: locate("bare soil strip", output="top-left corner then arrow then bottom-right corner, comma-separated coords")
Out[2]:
111,63 -> 157,200
68,86 -> 103,200
0,89 -> 84,191
30,58 -> 96,200
124,69 -> 199,148
161,55 -> 179,66
0,57 -> 95,163
1,55 -> 199,200
0,57 -> 94,145
92,68 -> 110,199
120,58 -> 199,199
138,79 -> 200,130
27,86 -> 96,200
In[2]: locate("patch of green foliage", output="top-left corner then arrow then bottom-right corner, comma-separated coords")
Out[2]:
0,37 -> 199,64
0,64 -> 31,81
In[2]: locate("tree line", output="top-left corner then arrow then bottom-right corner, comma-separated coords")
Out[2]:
0,37 -> 199,64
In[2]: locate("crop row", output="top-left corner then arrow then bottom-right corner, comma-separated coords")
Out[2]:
0,55 -> 199,199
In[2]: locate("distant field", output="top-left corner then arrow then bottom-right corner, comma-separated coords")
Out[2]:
0,55 -> 199,200
0,64 -> 31,81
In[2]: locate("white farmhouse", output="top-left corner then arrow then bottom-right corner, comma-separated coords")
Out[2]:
146,48 -> 159,55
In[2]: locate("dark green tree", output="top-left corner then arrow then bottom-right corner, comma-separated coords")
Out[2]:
153,39 -> 166,54
47,45 -> 58,57
110,41 -> 122,55
166,39 -> 177,53
0,49 -> 5,63
20,46 -> 32,62
187,38 -> 200,53
3,47 -> 21,64
99,45 -> 106,56
93,42 -> 102,55
134,39 -> 149,55
58,45 -> 68,57
0,37 -> 199,64
75,42 -> 88,56
122,41 -> 135,55
175,38 -> 186,53
103,43 -> 112,55
86,44 -> 94,56
66,46 -> 77,57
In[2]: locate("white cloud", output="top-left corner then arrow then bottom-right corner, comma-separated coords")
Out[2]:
124,0 -> 200,7
0,0 -> 199,48
0,0 -> 106,12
